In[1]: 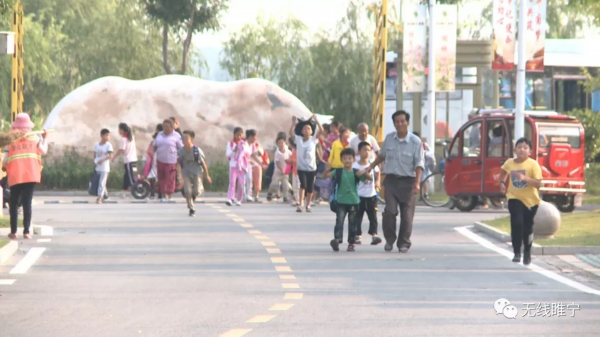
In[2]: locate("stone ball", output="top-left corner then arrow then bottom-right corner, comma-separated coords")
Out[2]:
533,200 -> 561,238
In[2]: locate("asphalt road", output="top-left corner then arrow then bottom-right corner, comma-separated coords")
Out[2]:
1,202 -> 599,337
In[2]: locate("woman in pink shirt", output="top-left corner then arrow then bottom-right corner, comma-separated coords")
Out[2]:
153,119 -> 183,202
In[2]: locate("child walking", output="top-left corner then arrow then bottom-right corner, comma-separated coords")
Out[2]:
323,148 -> 372,252
226,127 -> 250,206
93,129 -> 113,204
353,142 -> 382,245
178,131 -> 212,217
499,138 -> 542,265
328,127 -> 351,169
244,129 -> 264,202
288,137 -> 300,206
267,136 -> 291,202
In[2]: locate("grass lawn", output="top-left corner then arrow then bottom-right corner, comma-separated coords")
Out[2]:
485,210 -> 600,246
0,217 -> 22,228
0,238 -> 9,249
583,194 -> 600,205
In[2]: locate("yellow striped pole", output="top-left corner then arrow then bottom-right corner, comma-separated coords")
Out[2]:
11,0 -> 24,123
371,0 -> 388,144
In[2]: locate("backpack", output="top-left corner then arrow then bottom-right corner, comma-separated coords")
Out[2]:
264,161 -> 275,187
329,168 -> 360,213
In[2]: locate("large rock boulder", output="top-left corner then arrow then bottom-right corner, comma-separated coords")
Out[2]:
43,76 -> 325,162
533,200 -> 561,239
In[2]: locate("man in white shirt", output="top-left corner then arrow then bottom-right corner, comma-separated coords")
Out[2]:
349,123 -> 380,161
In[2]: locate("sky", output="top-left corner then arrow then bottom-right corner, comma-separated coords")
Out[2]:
192,0 -> 373,49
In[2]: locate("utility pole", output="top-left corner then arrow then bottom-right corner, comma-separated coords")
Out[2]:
427,0 -> 436,154
11,0 -> 24,123
514,0 -> 527,140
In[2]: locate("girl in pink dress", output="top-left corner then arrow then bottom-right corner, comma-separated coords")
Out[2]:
226,127 -> 250,206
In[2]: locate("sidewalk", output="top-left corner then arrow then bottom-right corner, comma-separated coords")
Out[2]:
34,190 -> 229,197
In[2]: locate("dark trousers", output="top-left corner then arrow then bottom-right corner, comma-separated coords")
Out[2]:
508,199 -> 539,255
334,203 -> 358,244
382,176 -> 416,249
9,182 -> 36,234
357,196 -> 378,236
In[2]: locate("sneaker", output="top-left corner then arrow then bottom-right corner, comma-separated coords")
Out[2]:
160,198 -> 167,203
283,197 -> 289,203
189,209 -> 196,217
399,247 -> 409,253
296,206 -> 303,213
167,199 -> 176,203
254,198 -> 263,203
305,206 -> 312,213
330,239 -> 340,252
347,244 -> 355,252
8,233 -> 17,240
291,202 -> 299,207
96,198 -> 103,204
245,196 -> 254,202
355,236 -> 362,245
234,200 -> 242,206
23,233 -> 33,240
226,200 -> 233,206
266,194 -> 273,202
512,254 -> 521,263
371,236 -> 382,245
384,242 -> 393,252
523,252 -> 531,265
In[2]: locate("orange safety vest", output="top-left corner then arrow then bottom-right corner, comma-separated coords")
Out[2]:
6,136 -> 42,187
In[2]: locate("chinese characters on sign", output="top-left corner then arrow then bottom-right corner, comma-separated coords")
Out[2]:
524,0 -> 547,71
492,0 -> 517,70
433,5 -> 457,92
401,1 -> 427,93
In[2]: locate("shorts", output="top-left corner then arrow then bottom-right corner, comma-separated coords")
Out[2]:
123,162 -> 137,190
297,170 -> 317,193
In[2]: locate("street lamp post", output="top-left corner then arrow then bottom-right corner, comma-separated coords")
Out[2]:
427,0 -> 436,154
515,0 -> 527,140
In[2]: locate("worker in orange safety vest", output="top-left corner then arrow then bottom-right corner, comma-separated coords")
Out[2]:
2,113 -> 48,240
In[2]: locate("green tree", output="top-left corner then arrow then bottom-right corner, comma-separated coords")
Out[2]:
220,1 -> 373,128
0,0 -> 168,126
142,0 -> 228,74
0,0 -> 14,15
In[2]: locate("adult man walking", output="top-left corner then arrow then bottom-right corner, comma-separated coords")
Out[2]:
368,110 -> 424,253
350,123 -> 380,161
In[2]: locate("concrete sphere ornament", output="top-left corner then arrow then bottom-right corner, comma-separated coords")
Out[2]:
533,200 -> 561,239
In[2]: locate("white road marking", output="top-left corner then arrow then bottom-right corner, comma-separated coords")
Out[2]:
455,226 -> 600,296
9,247 -> 46,275
37,238 -> 51,243
0,279 -> 16,285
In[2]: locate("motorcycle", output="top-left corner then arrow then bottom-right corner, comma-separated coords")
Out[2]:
131,174 -> 185,200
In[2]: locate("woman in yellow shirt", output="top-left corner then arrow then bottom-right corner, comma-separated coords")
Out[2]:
328,127 -> 351,169
498,138 -> 542,266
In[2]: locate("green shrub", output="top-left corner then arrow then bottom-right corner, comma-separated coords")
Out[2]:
569,109 -> 600,162
586,163 -> 600,196
40,147 -> 231,192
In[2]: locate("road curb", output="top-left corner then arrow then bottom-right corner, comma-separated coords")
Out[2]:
0,224 -> 54,237
473,222 -> 600,255
0,240 -> 18,265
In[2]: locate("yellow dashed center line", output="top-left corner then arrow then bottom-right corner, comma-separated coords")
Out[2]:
246,315 -> 276,323
279,274 -> 296,280
269,303 -> 295,311
218,329 -> 252,337
281,283 -> 300,289
284,293 -> 304,300
218,211 -> 303,336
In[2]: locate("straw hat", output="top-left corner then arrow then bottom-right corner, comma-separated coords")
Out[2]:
11,113 -> 34,132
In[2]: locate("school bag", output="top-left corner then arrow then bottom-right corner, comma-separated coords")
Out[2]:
88,168 -> 100,196
264,161 -> 275,187
329,168 -> 360,213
